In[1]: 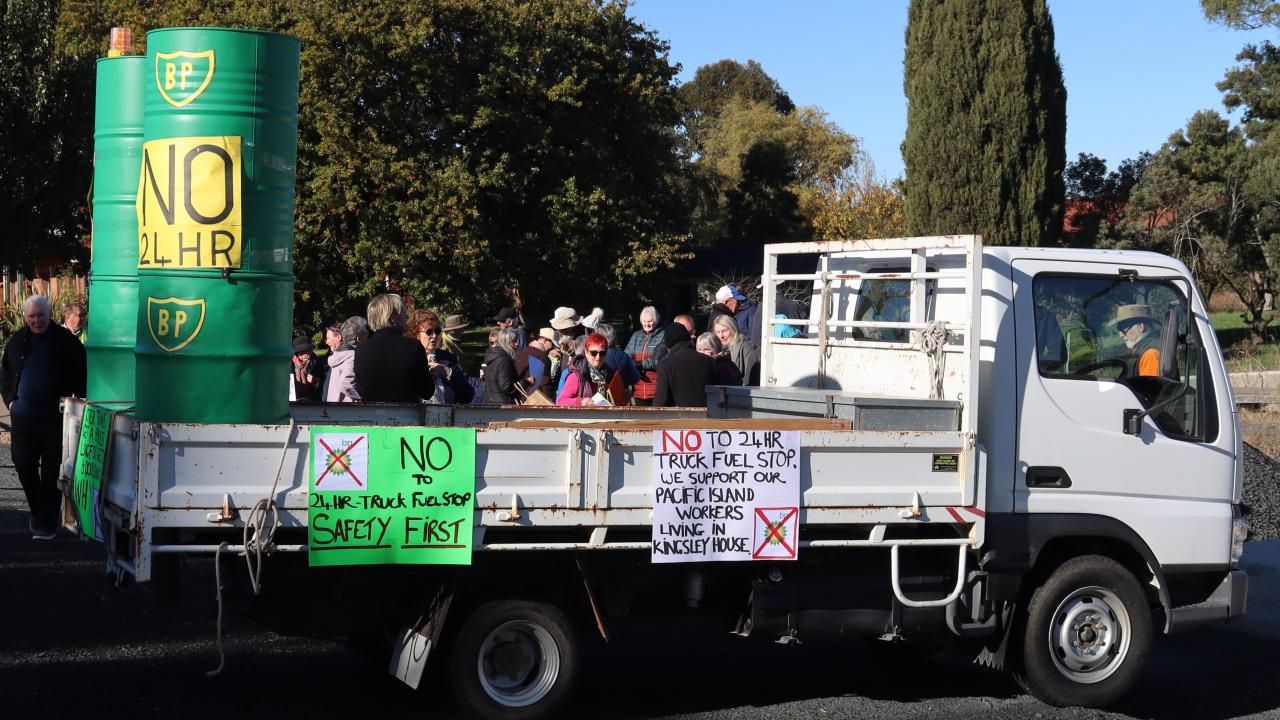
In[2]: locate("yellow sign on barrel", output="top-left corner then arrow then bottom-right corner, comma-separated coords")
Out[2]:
136,135 -> 243,269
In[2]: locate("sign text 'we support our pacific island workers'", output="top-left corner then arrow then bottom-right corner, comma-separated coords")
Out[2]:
308,427 -> 476,567
651,429 -> 800,563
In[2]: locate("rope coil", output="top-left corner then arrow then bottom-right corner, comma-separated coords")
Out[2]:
919,321 -> 949,400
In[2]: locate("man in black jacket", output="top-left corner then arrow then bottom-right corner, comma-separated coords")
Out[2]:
1,295 -> 87,539
354,294 -> 434,403
654,323 -> 716,408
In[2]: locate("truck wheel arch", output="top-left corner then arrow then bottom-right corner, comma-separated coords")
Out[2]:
982,513 -> 1171,631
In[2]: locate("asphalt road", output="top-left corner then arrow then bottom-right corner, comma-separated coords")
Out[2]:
1,461 -> 1278,720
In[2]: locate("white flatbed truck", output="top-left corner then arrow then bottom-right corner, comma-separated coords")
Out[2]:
60,236 -> 1248,718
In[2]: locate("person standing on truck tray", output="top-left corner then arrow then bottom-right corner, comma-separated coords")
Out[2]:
406,308 -> 473,404
625,306 -> 666,406
355,294 -> 434,403
654,322 -> 716,407
1108,304 -> 1163,377
1,295 -> 86,540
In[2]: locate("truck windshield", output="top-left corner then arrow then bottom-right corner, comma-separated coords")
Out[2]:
1032,274 -> 1214,441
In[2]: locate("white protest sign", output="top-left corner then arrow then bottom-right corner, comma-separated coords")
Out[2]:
651,429 -> 800,563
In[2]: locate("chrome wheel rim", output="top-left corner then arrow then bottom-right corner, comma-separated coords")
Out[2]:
477,620 -> 560,707
1047,585 -> 1131,684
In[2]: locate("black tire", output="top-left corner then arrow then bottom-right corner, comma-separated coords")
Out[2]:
1014,555 -> 1152,707
449,600 -> 577,720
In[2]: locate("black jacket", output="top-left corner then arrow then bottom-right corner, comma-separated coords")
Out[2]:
482,346 -> 518,404
654,341 -> 716,408
1,324 -> 87,412
354,328 -> 434,403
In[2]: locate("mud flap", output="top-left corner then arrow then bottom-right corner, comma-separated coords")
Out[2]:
389,580 -> 456,689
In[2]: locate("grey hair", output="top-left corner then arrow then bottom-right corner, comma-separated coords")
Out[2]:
712,313 -> 740,344
23,295 -> 51,315
340,316 -> 369,348
596,323 -> 615,345
573,336 -> 587,356
495,327 -> 520,358
639,306 -> 659,323
696,332 -> 721,354
366,294 -> 405,332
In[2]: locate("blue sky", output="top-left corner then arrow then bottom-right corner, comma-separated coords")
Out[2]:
627,0 -> 1274,180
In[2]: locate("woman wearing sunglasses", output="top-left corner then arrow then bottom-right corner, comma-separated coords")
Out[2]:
556,332 -> 618,406
406,309 -> 474,404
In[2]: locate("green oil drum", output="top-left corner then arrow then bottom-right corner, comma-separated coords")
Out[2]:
135,28 -> 300,424
87,55 -> 146,402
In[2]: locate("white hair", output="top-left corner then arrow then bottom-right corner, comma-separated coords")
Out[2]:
640,306 -> 659,323
495,328 -> 520,358
23,295 -> 51,315
696,332 -> 721,354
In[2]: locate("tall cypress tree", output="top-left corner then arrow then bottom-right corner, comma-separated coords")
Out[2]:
902,0 -> 1066,246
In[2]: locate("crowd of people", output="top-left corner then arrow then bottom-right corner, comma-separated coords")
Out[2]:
288,283 -> 781,409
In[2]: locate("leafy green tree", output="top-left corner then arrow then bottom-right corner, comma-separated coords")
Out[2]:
1219,41 -> 1280,141
678,58 -> 794,155
1,0 -> 92,276
1201,0 -> 1280,29
902,0 -> 1067,246
1062,152 -> 1149,248
680,61 -> 861,246
57,0 -> 690,329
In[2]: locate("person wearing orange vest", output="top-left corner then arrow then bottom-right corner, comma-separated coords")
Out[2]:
1108,304 -> 1162,378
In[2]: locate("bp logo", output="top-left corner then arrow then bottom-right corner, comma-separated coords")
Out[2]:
155,50 -> 215,107
146,296 -> 207,352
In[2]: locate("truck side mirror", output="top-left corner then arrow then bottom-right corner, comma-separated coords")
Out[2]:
1160,308 -> 1180,378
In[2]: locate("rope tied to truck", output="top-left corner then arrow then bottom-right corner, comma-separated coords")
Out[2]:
207,418 -> 297,677
919,320 -> 949,400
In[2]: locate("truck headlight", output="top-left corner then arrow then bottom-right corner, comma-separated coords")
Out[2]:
1231,508 -> 1248,569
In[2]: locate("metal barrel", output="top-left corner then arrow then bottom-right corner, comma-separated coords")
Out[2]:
87,55 -> 146,402
135,28 -> 300,423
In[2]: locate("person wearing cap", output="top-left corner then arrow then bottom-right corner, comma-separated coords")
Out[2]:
516,327 -> 558,399
494,307 -> 528,348
1108,304 -> 1163,378
713,283 -> 762,348
654,322 -> 716,407
289,334 -> 325,401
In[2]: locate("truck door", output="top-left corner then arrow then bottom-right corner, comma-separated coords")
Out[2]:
1011,259 -> 1237,567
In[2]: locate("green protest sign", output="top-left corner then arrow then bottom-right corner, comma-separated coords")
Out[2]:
308,426 -> 476,567
72,404 -> 113,541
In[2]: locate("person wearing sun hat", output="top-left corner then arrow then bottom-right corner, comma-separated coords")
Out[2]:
550,307 -> 582,338
1106,303 -> 1162,378
440,314 -> 472,373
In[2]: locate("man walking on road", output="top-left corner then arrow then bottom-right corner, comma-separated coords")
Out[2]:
1,295 -> 87,540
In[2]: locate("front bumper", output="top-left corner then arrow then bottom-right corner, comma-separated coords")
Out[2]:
1168,570 -> 1248,632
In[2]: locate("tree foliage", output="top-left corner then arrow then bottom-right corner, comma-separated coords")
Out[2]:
1061,152 -> 1149,248
811,171 -> 907,242
679,60 -> 861,247
1201,0 -> 1280,30
902,0 -> 1067,246
1,0 -> 92,275
56,0 -> 690,329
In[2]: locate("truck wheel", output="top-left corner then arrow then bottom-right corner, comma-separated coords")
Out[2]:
449,600 -> 576,720
1016,555 -> 1152,707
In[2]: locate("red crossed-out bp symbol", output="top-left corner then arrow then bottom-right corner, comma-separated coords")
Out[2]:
316,436 -> 365,487
753,507 -> 798,560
